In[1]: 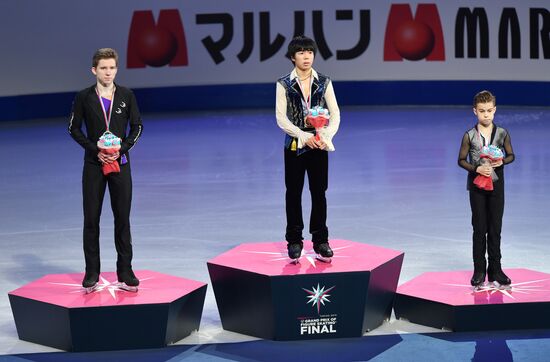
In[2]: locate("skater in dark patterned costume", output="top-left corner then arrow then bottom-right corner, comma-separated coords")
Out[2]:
458,90 -> 515,288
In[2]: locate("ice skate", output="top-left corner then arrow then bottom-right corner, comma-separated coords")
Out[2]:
470,271 -> 486,291
488,267 -> 511,289
287,242 -> 303,264
117,269 -> 139,292
313,242 -> 333,263
84,284 -> 99,294
82,271 -> 99,294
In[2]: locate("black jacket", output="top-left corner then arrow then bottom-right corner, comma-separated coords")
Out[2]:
69,84 -> 143,164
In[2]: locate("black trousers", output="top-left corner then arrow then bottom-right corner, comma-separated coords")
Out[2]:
469,184 -> 504,270
284,148 -> 328,245
82,162 -> 133,273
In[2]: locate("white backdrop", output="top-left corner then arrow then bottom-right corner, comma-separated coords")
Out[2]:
0,0 -> 549,97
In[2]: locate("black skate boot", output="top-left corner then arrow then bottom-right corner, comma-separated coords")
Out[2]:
82,271 -> 99,294
287,242 -> 303,264
313,242 -> 333,263
470,270 -> 486,290
117,269 -> 139,292
488,265 -> 511,288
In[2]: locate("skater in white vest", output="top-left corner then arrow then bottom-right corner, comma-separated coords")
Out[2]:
276,36 -> 340,263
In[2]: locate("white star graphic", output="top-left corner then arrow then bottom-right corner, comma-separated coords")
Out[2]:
443,278 -> 550,300
303,283 -> 335,314
243,244 -> 351,268
49,276 -> 152,300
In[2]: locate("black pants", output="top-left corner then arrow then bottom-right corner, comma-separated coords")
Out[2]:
469,185 -> 504,270
284,148 -> 328,245
82,162 -> 133,273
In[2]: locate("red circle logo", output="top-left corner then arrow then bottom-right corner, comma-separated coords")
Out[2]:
136,27 -> 178,67
392,20 -> 435,61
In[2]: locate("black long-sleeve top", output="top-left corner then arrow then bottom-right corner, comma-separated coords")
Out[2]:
68,84 -> 143,164
458,124 -> 514,190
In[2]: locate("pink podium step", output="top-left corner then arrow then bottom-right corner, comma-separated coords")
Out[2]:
394,268 -> 550,331
8,270 -> 207,351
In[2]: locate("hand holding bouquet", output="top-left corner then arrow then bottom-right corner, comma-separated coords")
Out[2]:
97,131 -> 121,176
473,145 -> 503,191
306,106 -> 330,141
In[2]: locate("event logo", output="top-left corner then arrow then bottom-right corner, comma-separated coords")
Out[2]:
127,9 -> 189,68
300,283 -> 337,335
303,283 -> 335,314
384,4 -> 445,61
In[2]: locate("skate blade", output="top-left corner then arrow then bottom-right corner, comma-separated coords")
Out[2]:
315,255 -> 332,263
472,283 -> 486,291
116,282 -> 138,292
289,258 -> 300,265
491,281 -> 512,290
84,284 -> 99,294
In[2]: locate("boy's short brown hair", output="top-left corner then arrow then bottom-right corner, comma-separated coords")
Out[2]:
92,48 -> 119,68
473,90 -> 496,107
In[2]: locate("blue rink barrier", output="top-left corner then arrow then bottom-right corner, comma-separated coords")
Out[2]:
1,80 -> 549,122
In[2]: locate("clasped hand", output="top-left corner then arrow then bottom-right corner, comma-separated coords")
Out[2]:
305,136 -> 326,150
476,158 -> 503,177
98,151 -> 119,164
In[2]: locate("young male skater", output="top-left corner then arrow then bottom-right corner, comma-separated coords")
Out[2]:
69,48 -> 143,292
275,36 -> 340,263
458,90 -> 515,288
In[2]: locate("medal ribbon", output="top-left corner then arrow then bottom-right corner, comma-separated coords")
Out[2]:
95,87 -> 115,131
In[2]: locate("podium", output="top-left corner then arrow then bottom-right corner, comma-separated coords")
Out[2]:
208,239 -> 404,340
394,268 -> 550,331
8,270 -> 207,351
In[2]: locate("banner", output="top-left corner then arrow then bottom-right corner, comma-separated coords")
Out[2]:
0,0 -> 549,97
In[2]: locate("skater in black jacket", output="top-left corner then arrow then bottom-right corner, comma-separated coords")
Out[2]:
69,48 -> 143,292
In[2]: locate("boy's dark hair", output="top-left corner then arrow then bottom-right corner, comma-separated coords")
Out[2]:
286,36 -> 317,63
92,48 -> 119,68
473,90 -> 496,107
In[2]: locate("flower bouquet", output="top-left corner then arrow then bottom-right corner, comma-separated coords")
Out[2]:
306,106 -> 330,141
97,131 -> 121,176
473,145 -> 503,191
